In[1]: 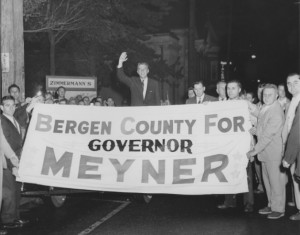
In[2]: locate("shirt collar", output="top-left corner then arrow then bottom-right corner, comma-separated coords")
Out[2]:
197,94 -> 205,102
3,113 -> 13,119
141,77 -> 148,83
3,114 -> 16,124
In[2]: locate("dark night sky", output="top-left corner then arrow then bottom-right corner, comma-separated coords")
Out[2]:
163,0 -> 299,85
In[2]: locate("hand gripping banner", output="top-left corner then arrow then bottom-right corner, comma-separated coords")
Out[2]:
18,101 -> 252,195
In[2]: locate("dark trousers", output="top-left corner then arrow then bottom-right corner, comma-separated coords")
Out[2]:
243,162 -> 254,206
224,162 -> 254,207
1,169 -> 21,223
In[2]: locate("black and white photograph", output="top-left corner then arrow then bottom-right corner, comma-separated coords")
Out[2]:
0,0 -> 300,234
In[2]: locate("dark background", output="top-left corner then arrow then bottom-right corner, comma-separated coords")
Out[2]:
24,0 -> 299,98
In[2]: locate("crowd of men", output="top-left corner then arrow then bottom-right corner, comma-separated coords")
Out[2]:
184,75 -> 300,221
0,52 -> 299,234
0,84 -> 120,234
44,87 -> 117,107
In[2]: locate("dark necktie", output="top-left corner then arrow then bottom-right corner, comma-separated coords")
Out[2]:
198,99 -> 201,104
141,80 -> 145,99
141,79 -> 144,90
13,117 -> 20,134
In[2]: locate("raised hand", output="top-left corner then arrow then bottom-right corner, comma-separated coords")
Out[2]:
118,52 -> 128,67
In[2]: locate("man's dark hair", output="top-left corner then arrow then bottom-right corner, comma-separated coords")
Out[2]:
264,83 -> 278,93
216,81 -> 227,86
258,83 -> 266,89
188,87 -> 194,91
287,73 -> 300,80
59,98 -> 68,103
1,95 -> 15,105
56,86 -> 66,92
227,79 -> 242,89
137,62 -> 150,69
193,80 -> 205,87
8,84 -> 20,93
246,91 -> 255,98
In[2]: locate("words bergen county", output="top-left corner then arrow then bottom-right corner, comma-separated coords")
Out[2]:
34,113 -> 246,154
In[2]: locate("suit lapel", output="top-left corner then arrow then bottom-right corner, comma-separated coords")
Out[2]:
1,115 -> 21,137
261,103 -> 275,127
133,77 -> 144,99
144,78 -> 153,101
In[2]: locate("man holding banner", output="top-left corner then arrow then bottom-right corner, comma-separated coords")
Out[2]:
0,96 -> 29,228
247,84 -> 286,219
218,80 -> 254,212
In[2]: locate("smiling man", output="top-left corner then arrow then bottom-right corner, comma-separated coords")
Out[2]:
247,84 -> 286,219
186,81 -> 217,104
117,52 -> 160,106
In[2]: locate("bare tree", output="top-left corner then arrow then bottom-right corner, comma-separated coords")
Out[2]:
24,0 -> 89,74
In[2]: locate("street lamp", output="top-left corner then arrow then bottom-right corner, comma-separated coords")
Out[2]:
220,61 -> 233,81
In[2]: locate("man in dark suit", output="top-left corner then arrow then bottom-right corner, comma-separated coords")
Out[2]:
0,120 -> 20,235
186,81 -> 217,104
283,101 -> 300,220
248,84 -> 285,219
8,84 -> 29,139
216,81 -> 227,101
283,104 -> 300,178
117,52 -> 160,106
282,73 -> 300,221
0,96 -> 28,228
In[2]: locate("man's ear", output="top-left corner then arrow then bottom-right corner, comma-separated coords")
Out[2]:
0,105 -> 3,112
204,87 -> 206,92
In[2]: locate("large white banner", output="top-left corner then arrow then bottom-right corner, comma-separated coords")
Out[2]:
19,101 -> 252,195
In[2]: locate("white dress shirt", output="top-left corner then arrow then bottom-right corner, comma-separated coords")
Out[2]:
196,94 -> 205,104
141,77 -> 148,99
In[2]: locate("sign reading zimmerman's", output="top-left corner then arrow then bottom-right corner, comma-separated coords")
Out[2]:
18,101 -> 252,195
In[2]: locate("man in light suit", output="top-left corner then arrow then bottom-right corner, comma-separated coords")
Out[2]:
117,52 -> 160,106
247,84 -> 286,219
186,81 -> 217,104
